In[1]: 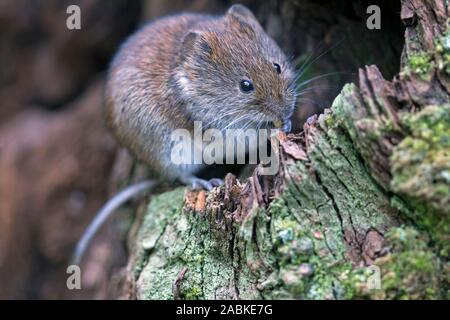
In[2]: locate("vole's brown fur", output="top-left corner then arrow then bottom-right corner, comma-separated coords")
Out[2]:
105,4 -> 296,188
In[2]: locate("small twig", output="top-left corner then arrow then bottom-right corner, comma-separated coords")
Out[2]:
172,266 -> 188,300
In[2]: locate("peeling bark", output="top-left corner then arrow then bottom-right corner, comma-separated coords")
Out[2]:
124,0 -> 449,299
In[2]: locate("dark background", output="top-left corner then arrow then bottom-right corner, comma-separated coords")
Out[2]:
0,0 -> 403,299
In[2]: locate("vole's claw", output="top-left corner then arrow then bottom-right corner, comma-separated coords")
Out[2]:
209,178 -> 223,187
191,178 -> 213,191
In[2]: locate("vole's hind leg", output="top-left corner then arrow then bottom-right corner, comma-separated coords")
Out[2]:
179,175 -> 223,191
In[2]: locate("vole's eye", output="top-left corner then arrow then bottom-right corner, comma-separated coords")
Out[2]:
273,63 -> 281,74
240,80 -> 254,93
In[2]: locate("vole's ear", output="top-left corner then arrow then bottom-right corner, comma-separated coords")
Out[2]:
180,31 -> 200,58
180,31 -> 212,62
226,4 -> 262,32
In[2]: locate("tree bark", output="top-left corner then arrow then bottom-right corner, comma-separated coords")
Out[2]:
124,0 -> 449,299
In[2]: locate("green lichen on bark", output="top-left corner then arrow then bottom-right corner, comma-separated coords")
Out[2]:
402,20 -> 450,80
435,24 -> 450,75
131,188 -> 186,299
131,187 -> 244,300
404,52 -> 434,80
390,105 -> 450,257
339,226 -> 444,299
367,227 -> 443,299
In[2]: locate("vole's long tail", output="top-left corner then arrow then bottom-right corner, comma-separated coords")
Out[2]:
71,180 -> 157,266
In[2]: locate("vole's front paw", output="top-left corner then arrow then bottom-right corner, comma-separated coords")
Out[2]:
180,175 -> 223,191
282,119 -> 292,133
191,178 -> 213,190
208,178 -> 223,187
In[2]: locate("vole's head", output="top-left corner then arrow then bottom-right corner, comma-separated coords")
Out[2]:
176,4 -> 296,132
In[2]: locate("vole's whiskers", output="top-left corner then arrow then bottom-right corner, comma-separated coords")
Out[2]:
294,53 -> 315,80
292,38 -> 347,103
203,109 -> 244,129
294,84 -> 332,97
222,113 -> 253,131
295,71 -> 345,89
293,38 -> 346,83
296,97 -> 322,109
243,113 -> 263,132
255,115 -> 266,132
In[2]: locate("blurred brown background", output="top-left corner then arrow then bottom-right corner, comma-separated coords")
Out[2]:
0,0 -> 403,299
